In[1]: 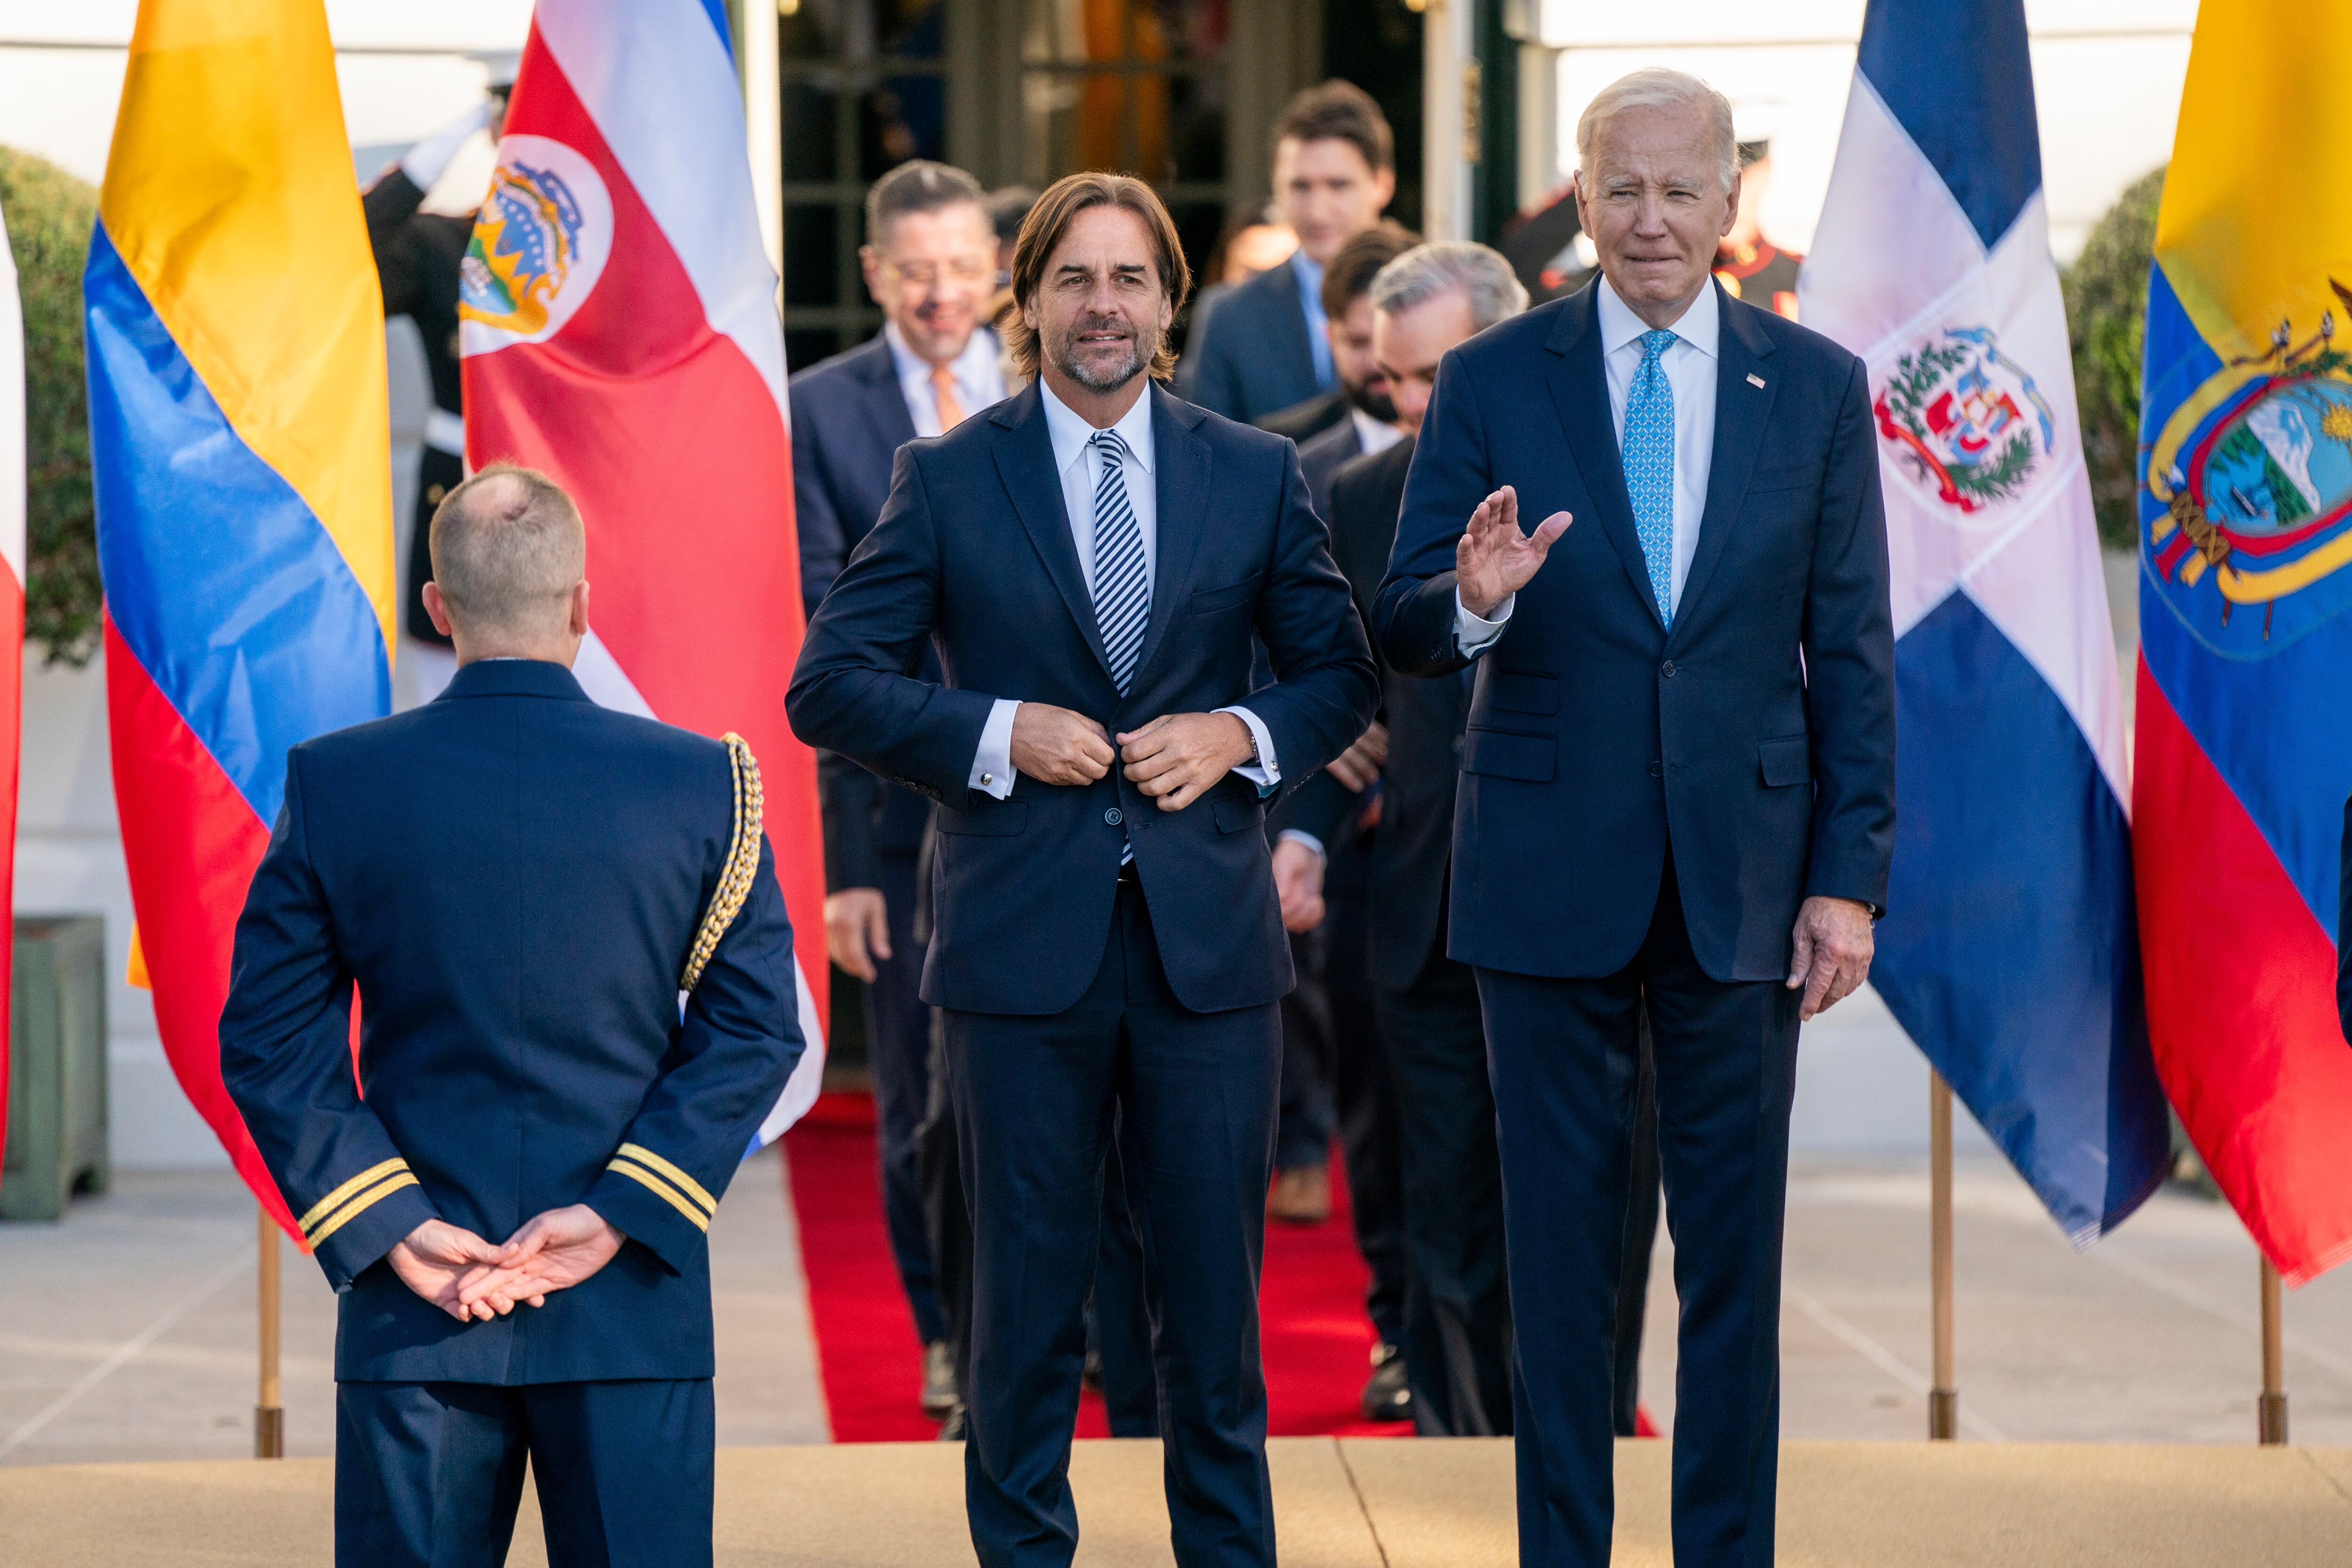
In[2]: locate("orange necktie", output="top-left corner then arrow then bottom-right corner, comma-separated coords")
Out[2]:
930,363 -> 967,431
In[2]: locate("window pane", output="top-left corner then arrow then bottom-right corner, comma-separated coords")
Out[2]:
783,204 -> 842,309
783,83 -> 839,182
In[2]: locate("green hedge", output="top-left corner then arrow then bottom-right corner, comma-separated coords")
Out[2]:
1,148 -> 99,666
2062,165 -> 2164,553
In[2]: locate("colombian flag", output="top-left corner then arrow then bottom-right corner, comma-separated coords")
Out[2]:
86,0 -> 392,1234
2139,2 -> 2352,1284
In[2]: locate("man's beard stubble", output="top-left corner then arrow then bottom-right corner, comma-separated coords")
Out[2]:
1344,377 -> 1399,425
1051,312 -> 1156,393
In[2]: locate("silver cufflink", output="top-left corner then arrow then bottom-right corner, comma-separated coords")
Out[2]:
981,773 -> 993,786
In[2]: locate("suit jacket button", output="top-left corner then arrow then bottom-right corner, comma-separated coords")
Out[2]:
1661,659 -> 1677,678
1104,806 -> 1124,826
1648,759 -> 1664,779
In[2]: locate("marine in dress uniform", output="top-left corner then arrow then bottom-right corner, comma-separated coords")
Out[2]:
220,466 -> 803,1568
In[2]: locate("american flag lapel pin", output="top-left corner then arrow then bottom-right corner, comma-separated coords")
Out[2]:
1747,373 -> 1766,389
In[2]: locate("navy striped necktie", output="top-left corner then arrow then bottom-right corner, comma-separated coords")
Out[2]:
1089,429 -> 1150,692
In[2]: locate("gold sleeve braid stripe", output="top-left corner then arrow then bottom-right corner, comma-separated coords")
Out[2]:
680,733 -> 763,992
616,1142 -> 717,1216
607,1155 -> 712,1232
307,1171 -> 421,1246
297,1157 -> 411,1239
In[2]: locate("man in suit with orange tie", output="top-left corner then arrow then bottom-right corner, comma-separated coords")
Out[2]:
787,159 -> 1006,1422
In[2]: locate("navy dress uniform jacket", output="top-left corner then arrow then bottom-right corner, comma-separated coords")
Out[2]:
220,659 -> 803,1386
1375,281 -> 1897,983
787,380 -> 1378,1018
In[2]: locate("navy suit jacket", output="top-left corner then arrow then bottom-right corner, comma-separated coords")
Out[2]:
1178,261 -> 1321,424
789,333 -> 937,884
1375,281 -> 1896,984
220,661 -> 803,1384
788,381 -> 1379,1017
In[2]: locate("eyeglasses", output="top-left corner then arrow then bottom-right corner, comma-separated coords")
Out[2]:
882,258 -> 994,288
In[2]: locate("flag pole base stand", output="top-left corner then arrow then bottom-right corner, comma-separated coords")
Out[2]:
254,1405 -> 284,1459
2258,1392 -> 2288,1446
1928,1389 -> 1958,1441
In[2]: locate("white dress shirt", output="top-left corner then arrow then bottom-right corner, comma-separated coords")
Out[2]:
1458,276 -> 1720,651
884,321 -> 1008,438
1351,406 -> 1406,460
968,380 -> 1278,799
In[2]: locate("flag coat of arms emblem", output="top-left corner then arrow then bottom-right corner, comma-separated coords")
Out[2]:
1800,0 -> 2170,1244
463,0 -> 826,1141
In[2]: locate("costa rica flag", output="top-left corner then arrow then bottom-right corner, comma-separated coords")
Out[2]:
461,0 -> 827,1141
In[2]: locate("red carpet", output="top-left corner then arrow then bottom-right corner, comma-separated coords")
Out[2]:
782,1092 -> 1413,1442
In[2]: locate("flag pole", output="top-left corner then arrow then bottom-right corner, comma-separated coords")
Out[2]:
255,1205 -> 283,1457
738,0 -> 784,292
2258,1256 -> 2287,1444
1928,1069 -> 1957,1440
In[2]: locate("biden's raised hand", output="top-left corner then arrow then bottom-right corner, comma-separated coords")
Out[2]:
1457,486 -> 1572,619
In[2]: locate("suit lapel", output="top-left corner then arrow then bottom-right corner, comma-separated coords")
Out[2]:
1672,287 -> 1779,638
1542,288 -> 1661,631
1261,263 -> 1315,393
1130,383 -> 1211,685
990,386 -> 1114,680
854,336 -> 919,451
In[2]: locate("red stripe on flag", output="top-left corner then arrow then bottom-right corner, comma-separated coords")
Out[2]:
465,44 -> 826,1035
2134,656 -> 2352,1284
103,616 -> 298,1235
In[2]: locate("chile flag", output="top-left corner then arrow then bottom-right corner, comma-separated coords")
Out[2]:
2137,1 -> 2352,1286
1800,0 -> 2171,1244
461,0 -> 827,1141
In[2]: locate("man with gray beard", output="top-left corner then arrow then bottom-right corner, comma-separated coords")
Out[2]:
789,172 -> 1376,1568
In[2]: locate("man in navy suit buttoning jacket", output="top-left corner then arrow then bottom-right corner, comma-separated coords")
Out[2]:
1375,70 -> 1896,1568
790,172 -> 1376,1568
220,466 -> 803,1568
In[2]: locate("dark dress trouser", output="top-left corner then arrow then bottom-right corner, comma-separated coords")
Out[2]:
1375,939 -> 1513,1436
1478,849 -> 1801,1568
1274,928 -> 1337,1170
868,848 -> 949,1346
947,873 -> 1282,1568
335,1378 -> 713,1568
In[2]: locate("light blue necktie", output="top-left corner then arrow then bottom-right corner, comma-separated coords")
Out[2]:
1621,328 -> 1677,626
1089,429 -> 1150,692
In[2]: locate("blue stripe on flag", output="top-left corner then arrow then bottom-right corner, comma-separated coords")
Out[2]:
85,223 -> 389,828
1872,591 -> 2170,1241
1857,0 -> 2041,251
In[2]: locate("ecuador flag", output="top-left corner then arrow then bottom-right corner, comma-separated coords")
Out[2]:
2138,1 -> 2352,1284
86,0 -> 392,1234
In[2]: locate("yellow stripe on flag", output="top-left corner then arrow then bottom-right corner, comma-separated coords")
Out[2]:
2153,1 -> 2352,362
97,0 -> 394,652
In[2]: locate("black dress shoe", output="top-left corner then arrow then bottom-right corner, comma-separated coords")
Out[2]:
1360,1343 -> 1411,1423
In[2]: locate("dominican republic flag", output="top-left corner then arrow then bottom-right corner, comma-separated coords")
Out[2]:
0,191 -> 23,1183
462,0 -> 826,1140
1800,0 -> 2170,1243
87,0 -> 394,1234
2136,1 -> 2352,1285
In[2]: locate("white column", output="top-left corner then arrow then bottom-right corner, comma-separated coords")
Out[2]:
739,0 -> 785,287
1422,0 -> 1476,241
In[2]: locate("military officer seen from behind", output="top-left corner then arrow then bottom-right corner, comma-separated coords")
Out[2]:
220,465 -> 803,1568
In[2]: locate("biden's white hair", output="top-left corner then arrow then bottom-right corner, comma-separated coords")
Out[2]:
1576,68 -> 1738,193
1368,241 -> 1527,333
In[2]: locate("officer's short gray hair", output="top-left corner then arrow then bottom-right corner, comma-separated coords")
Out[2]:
1577,68 -> 1738,194
864,159 -> 987,249
1368,241 -> 1527,333
429,464 -> 585,638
